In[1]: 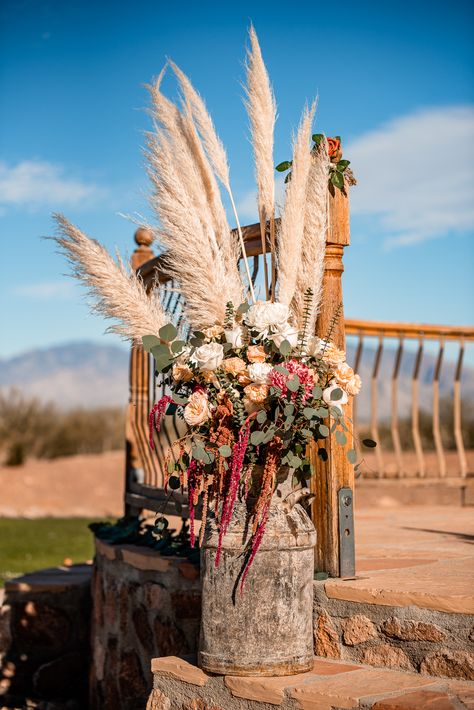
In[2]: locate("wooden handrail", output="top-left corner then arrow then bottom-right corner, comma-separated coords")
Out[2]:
345,319 -> 474,341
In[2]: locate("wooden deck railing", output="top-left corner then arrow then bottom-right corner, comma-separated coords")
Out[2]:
345,320 -> 474,479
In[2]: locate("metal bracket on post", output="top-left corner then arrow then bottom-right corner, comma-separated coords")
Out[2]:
338,487 -> 355,578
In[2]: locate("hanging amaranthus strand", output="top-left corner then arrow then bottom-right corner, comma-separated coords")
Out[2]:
148,395 -> 172,450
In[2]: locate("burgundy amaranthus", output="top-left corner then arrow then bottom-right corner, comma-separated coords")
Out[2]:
215,417 -> 252,566
148,395 -> 172,449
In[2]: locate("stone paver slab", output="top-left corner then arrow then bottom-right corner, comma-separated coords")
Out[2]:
372,689 -> 458,709
95,538 -> 117,560
325,557 -> 474,614
151,656 -> 209,686
290,668 -> 438,709
121,546 -> 172,572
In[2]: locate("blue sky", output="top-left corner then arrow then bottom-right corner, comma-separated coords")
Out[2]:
1,0 -> 473,358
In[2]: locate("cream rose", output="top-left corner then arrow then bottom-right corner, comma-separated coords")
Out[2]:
321,342 -> 346,367
224,325 -> 246,348
269,324 -> 299,348
246,345 -> 267,363
191,342 -> 224,371
322,382 -> 348,413
221,357 -> 247,377
244,301 -> 290,337
183,391 -> 211,426
305,336 -> 325,358
247,362 -> 273,384
346,373 -> 362,396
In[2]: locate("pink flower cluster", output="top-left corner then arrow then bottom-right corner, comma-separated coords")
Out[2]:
269,359 -> 316,403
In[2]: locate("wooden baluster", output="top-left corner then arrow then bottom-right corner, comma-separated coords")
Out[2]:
371,334 -> 385,477
310,185 -> 355,578
454,339 -> 468,478
411,338 -> 425,477
124,228 -> 155,516
432,337 -> 446,477
391,337 -> 404,477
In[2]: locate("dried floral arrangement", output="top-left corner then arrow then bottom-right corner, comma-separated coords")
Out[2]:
52,26 -> 368,585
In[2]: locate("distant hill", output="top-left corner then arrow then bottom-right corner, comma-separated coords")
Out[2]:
0,339 -> 472,420
0,341 -> 129,409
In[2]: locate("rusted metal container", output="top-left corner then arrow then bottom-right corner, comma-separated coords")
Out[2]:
199,467 -> 316,676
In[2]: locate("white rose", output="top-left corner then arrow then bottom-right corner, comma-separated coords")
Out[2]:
183,391 -> 211,426
269,324 -> 299,348
191,342 -> 224,372
305,336 -> 325,358
244,301 -> 290,337
322,383 -> 348,413
224,326 -> 246,348
247,362 -> 273,384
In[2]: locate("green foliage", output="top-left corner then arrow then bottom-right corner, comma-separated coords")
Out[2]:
159,323 -> 178,342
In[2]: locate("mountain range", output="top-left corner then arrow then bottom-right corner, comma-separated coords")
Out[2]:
1,340 -> 472,421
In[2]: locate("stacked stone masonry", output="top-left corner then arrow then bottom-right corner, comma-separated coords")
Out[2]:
148,655 -> 474,709
313,581 -> 474,681
91,539 -> 201,710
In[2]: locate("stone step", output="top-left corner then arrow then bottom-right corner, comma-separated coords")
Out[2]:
148,655 -> 474,709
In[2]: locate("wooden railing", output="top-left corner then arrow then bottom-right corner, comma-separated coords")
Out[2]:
346,320 -> 474,479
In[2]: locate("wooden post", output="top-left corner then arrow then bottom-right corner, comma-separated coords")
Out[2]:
124,227 -> 155,517
310,186 -> 355,577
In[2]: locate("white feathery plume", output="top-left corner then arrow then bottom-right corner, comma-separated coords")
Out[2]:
244,24 -> 277,299
148,69 -> 242,299
291,139 -> 329,331
146,128 -> 242,329
52,214 -> 167,341
169,60 -> 256,302
277,101 -> 316,307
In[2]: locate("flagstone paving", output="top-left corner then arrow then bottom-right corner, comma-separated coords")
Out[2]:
149,655 -> 474,708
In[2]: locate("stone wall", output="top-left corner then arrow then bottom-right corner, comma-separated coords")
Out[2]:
313,581 -> 474,681
91,539 -> 200,710
0,564 -> 92,709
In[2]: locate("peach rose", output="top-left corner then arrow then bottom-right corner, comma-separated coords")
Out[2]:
327,137 -> 342,163
246,345 -> 267,363
243,383 -> 269,404
172,362 -> 193,383
243,397 -> 261,415
183,391 -> 211,426
221,357 -> 248,377
334,363 -> 362,396
322,342 -> 346,368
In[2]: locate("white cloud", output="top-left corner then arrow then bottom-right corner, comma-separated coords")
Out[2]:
0,160 -> 107,212
13,281 -> 74,300
347,106 -> 474,248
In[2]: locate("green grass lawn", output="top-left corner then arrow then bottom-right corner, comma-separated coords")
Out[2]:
0,518 -> 100,587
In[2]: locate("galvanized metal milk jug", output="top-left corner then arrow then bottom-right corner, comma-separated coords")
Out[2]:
199,467 -> 316,676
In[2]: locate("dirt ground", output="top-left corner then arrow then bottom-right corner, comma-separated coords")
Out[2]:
0,449 -> 472,518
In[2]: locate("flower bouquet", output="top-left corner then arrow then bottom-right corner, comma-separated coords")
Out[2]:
147,297 -> 360,586
52,25 -> 365,673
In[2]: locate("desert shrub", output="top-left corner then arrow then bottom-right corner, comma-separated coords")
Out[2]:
0,389 -> 124,465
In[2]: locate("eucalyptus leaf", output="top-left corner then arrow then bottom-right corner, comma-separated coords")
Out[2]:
151,343 -> 171,359
312,385 -> 323,399
315,407 -> 329,418
286,375 -> 300,392
159,323 -> 178,342
193,331 -> 205,339
274,365 -> 290,376
284,403 -> 294,416
347,448 -> 357,464
330,387 -> 344,401
142,335 -> 160,352
336,430 -> 347,445
303,407 -> 317,419
219,445 -> 232,458
190,337 -> 204,347
171,340 -> 186,354
319,424 -> 330,438
317,447 -> 328,462
270,386 -> 282,397
250,430 -> 266,446
329,406 -> 342,419
172,393 -> 188,405
262,427 -> 276,444
256,410 -> 267,424
154,355 -> 174,373
237,302 -> 250,313
167,460 -> 175,474
279,340 -> 292,357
